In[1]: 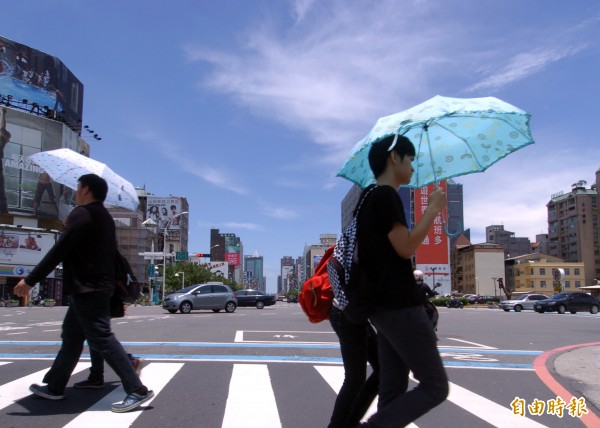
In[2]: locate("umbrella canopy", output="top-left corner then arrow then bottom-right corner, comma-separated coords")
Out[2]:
28,148 -> 139,211
337,95 -> 534,189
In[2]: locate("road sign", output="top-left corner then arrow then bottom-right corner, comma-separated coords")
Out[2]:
176,251 -> 189,261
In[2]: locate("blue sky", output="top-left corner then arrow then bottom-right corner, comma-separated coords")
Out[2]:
3,0 -> 600,292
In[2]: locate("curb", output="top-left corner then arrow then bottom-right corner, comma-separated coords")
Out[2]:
533,342 -> 600,428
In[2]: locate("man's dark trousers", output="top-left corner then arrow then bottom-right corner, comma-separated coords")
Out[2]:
43,292 -> 144,394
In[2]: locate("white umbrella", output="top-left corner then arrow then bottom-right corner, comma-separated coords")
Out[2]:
28,148 -> 139,211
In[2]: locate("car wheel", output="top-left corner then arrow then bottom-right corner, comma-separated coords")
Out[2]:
225,302 -> 236,313
514,305 -> 523,313
212,309 -> 221,313
503,308 -> 510,312
557,305 -> 566,314
256,301 -> 265,309
591,305 -> 599,314
536,310 -> 544,313
180,301 -> 192,314
168,309 -> 177,314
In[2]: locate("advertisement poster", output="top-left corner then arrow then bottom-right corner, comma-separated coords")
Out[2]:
146,196 -> 182,230
224,235 -> 241,267
0,229 -> 57,277
0,35 -> 84,126
414,181 -> 451,294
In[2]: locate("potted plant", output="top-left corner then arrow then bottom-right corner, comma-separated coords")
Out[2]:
43,299 -> 56,307
6,299 -> 19,307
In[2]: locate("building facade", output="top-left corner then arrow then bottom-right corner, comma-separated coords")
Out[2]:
244,253 -> 264,291
451,243 -> 505,297
210,228 -> 244,284
547,179 -> 599,286
485,225 -> 532,259
506,253 -> 585,295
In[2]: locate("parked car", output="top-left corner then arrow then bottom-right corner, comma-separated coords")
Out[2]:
499,294 -> 548,312
234,289 -> 277,309
533,292 -> 600,314
287,295 -> 298,303
474,295 -> 502,304
162,282 -> 237,314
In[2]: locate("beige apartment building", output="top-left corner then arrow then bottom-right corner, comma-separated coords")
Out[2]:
506,253 -> 585,295
451,243 -> 505,296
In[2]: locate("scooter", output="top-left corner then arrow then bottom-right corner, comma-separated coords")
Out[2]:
29,295 -> 44,306
424,283 -> 442,330
446,296 -> 464,309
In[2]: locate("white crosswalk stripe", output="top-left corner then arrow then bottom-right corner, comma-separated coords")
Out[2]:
63,362 -> 183,428
222,364 -> 281,428
0,360 -> 559,427
0,362 -> 90,411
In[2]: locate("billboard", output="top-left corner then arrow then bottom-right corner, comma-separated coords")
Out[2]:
0,35 -> 84,126
414,181 -> 451,294
146,196 -> 182,230
0,229 -> 58,278
224,235 -> 241,267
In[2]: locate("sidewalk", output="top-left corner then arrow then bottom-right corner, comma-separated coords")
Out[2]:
553,344 -> 600,411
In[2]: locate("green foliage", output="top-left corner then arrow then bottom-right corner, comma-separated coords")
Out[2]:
431,297 -> 469,306
160,262 -> 242,295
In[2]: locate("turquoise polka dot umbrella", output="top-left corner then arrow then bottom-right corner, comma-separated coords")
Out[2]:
28,148 -> 139,211
337,95 -> 535,189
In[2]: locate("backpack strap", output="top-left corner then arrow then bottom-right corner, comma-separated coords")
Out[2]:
353,184 -> 378,219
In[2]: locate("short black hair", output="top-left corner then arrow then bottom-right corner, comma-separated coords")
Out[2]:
78,174 -> 108,201
368,134 -> 416,178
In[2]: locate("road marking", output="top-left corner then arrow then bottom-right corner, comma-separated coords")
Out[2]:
445,381 -> 547,427
63,362 -> 183,428
0,362 -> 90,410
222,364 -> 281,428
315,366 -> 417,426
445,338 -> 496,349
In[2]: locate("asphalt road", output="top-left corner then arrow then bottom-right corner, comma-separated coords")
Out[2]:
0,303 -> 598,427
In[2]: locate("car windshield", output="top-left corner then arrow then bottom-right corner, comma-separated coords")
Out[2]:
512,295 -> 529,301
550,293 -> 569,300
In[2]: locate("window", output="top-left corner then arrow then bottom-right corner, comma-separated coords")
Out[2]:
575,281 -> 581,288
213,285 -> 228,293
574,268 -> 580,275
565,281 -> 571,288
540,268 -> 546,275
564,268 -> 570,275
540,281 -> 546,288
199,286 -> 211,294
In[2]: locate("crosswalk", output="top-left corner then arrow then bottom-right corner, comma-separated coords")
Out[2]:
0,360 -> 561,427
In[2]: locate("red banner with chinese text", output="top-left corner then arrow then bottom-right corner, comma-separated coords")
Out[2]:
414,181 -> 449,265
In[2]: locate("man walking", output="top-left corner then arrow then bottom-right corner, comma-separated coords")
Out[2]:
14,174 -> 154,413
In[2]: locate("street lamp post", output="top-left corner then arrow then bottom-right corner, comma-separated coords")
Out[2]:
175,271 -> 185,290
492,277 -> 498,297
430,267 -> 438,289
162,211 -> 188,302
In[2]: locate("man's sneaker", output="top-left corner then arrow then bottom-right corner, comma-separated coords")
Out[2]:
74,379 -> 105,389
29,384 -> 65,400
131,358 -> 146,376
111,390 -> 154,413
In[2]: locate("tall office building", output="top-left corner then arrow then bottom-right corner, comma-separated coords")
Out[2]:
279,256 -> 296,293
447,179 -> 468,246
210,228 -> 244,283
547,179 -> 599,286
485,225 -> 531,259
244,253 -> 264,291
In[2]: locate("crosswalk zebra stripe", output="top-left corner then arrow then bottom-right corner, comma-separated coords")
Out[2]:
63,362 -> 184,428
314,366 -> 418,427
446,380 -> 547,427
0,362 -> 90,411
222,364 -> 281,428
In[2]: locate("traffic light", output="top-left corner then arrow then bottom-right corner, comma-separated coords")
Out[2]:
196,253 -> 206,257
154,265 -> 159,276
498,278 -> 504,289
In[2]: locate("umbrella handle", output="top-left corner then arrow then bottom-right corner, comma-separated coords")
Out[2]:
442,218 -> 462,238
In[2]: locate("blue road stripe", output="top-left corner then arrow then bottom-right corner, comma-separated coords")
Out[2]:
0,341 -> 543,355
0,353 -> 534,369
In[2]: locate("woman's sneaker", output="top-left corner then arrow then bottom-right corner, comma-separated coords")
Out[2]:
111,389 -> 154,413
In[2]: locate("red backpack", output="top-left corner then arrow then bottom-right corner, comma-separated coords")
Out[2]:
299,245 -> 334,323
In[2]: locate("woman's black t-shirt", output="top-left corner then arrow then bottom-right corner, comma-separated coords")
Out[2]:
356,185 -> 420,309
